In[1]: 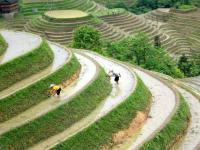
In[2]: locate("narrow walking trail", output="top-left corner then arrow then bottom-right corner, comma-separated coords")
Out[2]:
175,86 -> 200,150
0,53 -> 97,135
127,68 -> 177,150
28,51 -> 136,150
0,42 -> 69,99
0,30 -> 42,64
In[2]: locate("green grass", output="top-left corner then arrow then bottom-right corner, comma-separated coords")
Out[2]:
0,40 -> 53,92
0,68 -> 112,149
52,77 -> 151,150
0,34 -> 7,56
140,95 -> 190,150
0,55 -> 80,122
173,4 -> 197,12
178,4 -> 197,10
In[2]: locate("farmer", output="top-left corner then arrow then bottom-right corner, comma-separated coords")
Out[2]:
108,70 -> 121,84
49,84 -> 62,96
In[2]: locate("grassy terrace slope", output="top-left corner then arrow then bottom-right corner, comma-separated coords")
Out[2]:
140,95 -> 190,150
0,17 -> 31,31
0,40 -> 53,92
0,55 -> 80,122
101,9 -> 199,58
24,12 -> 125,45
0,34 -> 7,56
101,12 -> 167,46
52,77 -> 151,150
0,68 -> 112,149
19,0 -> 101,16
0,0 -> 106,31
24,14 -> 95,45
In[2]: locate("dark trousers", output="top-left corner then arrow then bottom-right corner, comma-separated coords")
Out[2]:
56,88 -> 62,95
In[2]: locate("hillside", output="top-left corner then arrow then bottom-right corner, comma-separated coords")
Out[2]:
0,0 -> 199,150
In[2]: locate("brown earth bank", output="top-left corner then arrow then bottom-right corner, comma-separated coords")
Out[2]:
48,66 -> 81,96
100,94 -> 152,150
61,66 -> 81,88
167,115 -> 191,150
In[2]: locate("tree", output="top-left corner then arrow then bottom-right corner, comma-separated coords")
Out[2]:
129,33 -> 150,65
145,47 -> 184,78
72,25 -> 102,51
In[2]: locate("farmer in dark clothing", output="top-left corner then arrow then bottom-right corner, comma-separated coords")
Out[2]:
108,70 -> 121,84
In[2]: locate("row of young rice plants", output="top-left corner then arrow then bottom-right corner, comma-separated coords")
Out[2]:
0,67 -> 112,149
0,40 -> 54,92
0,33 -> 7,56
0,54 -> 80,122
52,77 -> 151,150
140,95 -> 190,150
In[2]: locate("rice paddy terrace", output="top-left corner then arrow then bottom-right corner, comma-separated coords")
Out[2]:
0,0 -> 200,150
144,8 -> 200,58
23,10 -> 124,45
0,29 -> 196,150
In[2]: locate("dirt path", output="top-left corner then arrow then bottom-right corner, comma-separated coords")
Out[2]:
175,86 -> 200,150
0,53 -> 97,135
0,42 -> 69,99
126,68 -> 178,150
0,30 -> 42,64
28,51 -> 136,150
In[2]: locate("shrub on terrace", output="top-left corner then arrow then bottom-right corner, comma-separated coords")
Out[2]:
0,34 -> 7,55
174,2 -> 197,11
178,54 -> 200,77
72,25 -> 102,52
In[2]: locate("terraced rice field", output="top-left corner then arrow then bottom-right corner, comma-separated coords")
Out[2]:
144,8 -> 200,57
0,29 -> 198,150
0,1 -> 200,149
99,12 -> 184,58
19,0 -> 104,16
21,10 -> 125,45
